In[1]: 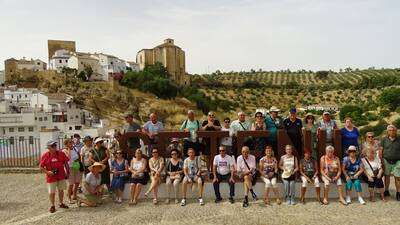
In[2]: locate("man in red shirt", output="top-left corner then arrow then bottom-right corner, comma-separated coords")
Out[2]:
39,140 -> 70,213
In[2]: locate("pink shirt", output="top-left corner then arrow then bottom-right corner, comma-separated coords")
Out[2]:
236,154 -> 256,173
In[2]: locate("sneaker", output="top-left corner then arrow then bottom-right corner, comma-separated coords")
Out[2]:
384,190 -> 390,197
251,192 -> 258,201
199,198 -> 204,205
174,199 -> 179,204
49,206 -> 56,213
215,198 -> 222,203
242,200 -> 249,207
165,198 -> 170,204
290,199 -> 296,205
228,197 -> 234,204
286,199 -> 291,205
180,199 -> 186,206
358,196 -> 366,205
346,196 -> 352,204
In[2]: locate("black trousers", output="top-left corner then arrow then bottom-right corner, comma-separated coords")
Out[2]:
213,173 -> 235,199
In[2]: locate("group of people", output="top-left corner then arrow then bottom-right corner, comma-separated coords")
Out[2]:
39,108 -> 400,213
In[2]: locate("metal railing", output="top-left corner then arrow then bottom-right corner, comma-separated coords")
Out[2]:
0,138 -> 41,167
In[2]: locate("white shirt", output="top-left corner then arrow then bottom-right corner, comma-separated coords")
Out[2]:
220,126 -> 233,146
236,154 -> 256,173
362,157 -> 381,177
83,172 -> 101,195
213,154 -> 235,175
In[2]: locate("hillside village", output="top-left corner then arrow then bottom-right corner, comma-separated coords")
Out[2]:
1,38 -> 400,140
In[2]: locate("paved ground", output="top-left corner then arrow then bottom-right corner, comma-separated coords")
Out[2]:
0,174 -> 399,225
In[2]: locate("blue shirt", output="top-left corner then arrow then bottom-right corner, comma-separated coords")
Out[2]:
265,115 -> 283,141
342,156 -> 361,176
341,127 -> 359,154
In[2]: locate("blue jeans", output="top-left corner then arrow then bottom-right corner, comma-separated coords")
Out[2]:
346,179 -> 362,192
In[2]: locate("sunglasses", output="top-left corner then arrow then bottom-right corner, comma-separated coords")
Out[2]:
224,121 -> 230,123
171,152 -> 177,155
116,152 -> 122,154
256,115 -> 263,118
152,151 -> 158,154
219,150 -> 225,152
208,114 -> 215,117
367,136 -> 374,138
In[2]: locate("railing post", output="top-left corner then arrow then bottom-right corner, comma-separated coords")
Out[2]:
317,129 -> 327,161
333,129 -> 342,158
157,131 -> 190,158
236,130 -> 269,158
197,131 -> 229,171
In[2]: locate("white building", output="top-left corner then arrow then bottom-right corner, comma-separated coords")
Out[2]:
126,61 -> 139,72
0,88 -> 103,141
91,53 -> 127,81
49,49 -> 71,72
0,70 -> 4,85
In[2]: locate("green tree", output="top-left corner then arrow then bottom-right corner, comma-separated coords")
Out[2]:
379,88 -> 400,110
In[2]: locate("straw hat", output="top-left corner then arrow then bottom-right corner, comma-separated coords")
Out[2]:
89,162 -> 105,172
269,106 -> 280,112
94,137 -> 104,144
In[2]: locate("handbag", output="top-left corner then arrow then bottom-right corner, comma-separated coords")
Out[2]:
73,147 -> 85,172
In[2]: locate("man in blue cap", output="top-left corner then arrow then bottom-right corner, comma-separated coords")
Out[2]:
283,108 -> 303,156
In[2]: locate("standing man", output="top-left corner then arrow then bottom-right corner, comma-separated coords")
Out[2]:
180,110 -> 201,156
73,134 -> 84,152
283,108 -> 303,157
213,146 -> 236,204
231,112 -> 251,156
265,106 -> 283,156
201,111 -> 221,155
143,112 -> 164,155
220,117 -> 234,155
317,111 -> 338,146
381,125 -> 400,200
39,140 -> 69,213
123,112 -> 142,160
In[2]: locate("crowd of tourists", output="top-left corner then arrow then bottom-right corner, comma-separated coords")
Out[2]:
39,107 -> 400,213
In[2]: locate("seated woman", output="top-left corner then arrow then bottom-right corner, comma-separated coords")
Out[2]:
181,148 -> 207,206
362,147 -> 386,202
129,149 -> 147,205
320,145 -> 347,205
110,150 -> 129,203
299,149 -> 321,204
236,146 -> 258,207
279,145 -> 299,205
165,149 -> 184,204
77,162 -> 105,207
259,145 -> 281,205
145,148 -> 165,205
342,146 -> 365,204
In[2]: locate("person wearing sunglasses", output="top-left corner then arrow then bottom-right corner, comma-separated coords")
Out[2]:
201,111 -> 221,155
181,148 -> 206,206
220,117 -> 234,155
251,112 -> 267,156
110,150 -> 129,203
165,149 -> 184,204
213,146 -> 236,204
145,148 -> 165,204
361,132 -> 381,158
39,140 -> 69,213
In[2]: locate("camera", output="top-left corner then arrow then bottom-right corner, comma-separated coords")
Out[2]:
52,169 -> 59,175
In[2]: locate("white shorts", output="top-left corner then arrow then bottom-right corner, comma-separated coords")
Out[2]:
48,179 -> 67,194
166,176 -> 181,184
261,177 -> 277,188
301,175 -> 320,188
322,176 -> 342,187
183,175 -> 202,184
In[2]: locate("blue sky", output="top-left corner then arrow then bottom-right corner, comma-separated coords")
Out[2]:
0,0 -> 399,74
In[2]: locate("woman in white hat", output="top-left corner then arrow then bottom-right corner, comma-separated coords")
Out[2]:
77,162 -> 105,207
279,145 -> 299,205
89,137 -> 111,190
342,145 -> 365,204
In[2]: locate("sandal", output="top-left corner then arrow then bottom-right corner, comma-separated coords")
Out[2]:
49,206 -> 56,213
339,199 -> 348,206
59,203 -> 69,209
276,198 -> 282,205
322,199 -> 329,205
153,199 -> 158,205
263,199 -> 270,205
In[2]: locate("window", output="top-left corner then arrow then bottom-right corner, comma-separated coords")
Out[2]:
35,117 -> 37,121
41,126 -> 46,130
59,60 -> 62,63
25,94 -> 27,98
28,127 -> 34,132
44,117 -> 48,121
54,126 -> 58,129
37,62 -> 40,65
29,136 -> 34,145
69,127 -> 72,130
19,136 -> 24,142
11,94 -> 13,98
10,137 -> 14,145
66,59 -> 68,63
9,128 -> 14,132
39,117 -> 42,121
75,115 -> 79,119
75,126 -> 82,130
18,127 -> 24,132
